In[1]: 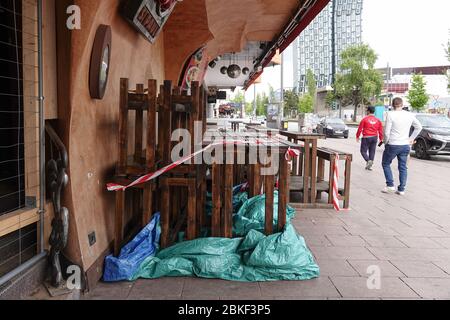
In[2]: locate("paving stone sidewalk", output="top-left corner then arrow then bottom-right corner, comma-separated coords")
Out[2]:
30,133 -> 450,300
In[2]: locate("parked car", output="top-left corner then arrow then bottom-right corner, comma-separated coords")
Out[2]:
412,114 -> 450,159
317,118 -> 349,138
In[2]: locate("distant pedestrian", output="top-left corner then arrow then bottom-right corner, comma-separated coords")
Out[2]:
356,106 -> 383,171
381,98 -> 423,196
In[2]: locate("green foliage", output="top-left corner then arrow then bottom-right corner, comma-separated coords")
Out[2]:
407,74 -> 429,111
231,91 -> 245,104
298,94 -> 314,114
268,84 -> 276,103
284,89 -> 299,117
333,44 -> 384,121
255,93 -> 268,116
325,91 -> 335,109
245,102 -> 254,116
306,69 -> 317,102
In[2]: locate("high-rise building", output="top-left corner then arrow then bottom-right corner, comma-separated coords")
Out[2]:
293,0 -> 363,93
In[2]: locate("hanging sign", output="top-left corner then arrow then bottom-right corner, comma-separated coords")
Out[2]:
122,0 -> 178,43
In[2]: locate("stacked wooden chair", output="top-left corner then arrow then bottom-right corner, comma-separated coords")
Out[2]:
112,79 -> 157,256
157,80 -> 208,248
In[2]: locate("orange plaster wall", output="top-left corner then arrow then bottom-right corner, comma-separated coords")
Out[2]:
164,0 -> 213,83
60,0 -> 165,271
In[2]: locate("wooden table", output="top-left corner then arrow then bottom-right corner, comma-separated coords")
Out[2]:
229,119 -> 244,132
278,131 -> 325,205
203,130 -> 302,237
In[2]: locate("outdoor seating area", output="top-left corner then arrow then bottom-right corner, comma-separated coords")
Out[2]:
243,125 -> 353,209
110,79 -> 319,258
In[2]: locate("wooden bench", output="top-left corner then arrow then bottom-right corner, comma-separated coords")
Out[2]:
290,147 -> 352,209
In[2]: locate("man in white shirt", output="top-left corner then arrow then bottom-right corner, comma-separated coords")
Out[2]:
382,98 -> 423,195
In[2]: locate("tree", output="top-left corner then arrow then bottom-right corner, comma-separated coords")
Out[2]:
284,89 -> 299,118
255,93 -> 268,116
407,74 -> 429,112
333,44 -> 384,122
298,94 -> 314,114
325,91 -> 335,110
306,69 -> 317,105
231,91 -> 245,104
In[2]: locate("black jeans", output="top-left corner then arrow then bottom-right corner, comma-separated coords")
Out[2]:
360,136 -> 378,162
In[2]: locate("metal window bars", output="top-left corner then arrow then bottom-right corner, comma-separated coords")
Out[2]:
0,0 -> 44,282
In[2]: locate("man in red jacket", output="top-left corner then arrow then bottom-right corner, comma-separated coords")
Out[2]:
356,106 -> 384,170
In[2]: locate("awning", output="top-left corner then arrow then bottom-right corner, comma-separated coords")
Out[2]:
244,0 -> 331,90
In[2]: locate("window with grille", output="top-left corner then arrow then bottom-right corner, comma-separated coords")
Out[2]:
0,0 -> 40,278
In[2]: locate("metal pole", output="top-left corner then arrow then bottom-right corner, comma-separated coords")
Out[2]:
279,52 -> 284,129
0,252 -> 47,287
331,0 -> 336,85
37,0 -> 45,253
253,84 -> 257,118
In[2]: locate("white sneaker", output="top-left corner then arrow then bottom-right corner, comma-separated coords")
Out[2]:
396,191 -> 405,196
382,186 -> 396,194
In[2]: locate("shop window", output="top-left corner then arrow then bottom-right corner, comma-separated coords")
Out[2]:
0,0 -> 40,277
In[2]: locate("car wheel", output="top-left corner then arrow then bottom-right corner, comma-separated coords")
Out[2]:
415,140 -> 429,160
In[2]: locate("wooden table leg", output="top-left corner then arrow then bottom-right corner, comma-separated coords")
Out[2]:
223,164 -> 233,238
212,163 -> 222,237
160,178 -> 170,248
264,173 -> 274,235
278,153 -> 289,232
328,155 -> 335,205
310,139 -> 318,204
344,156 -> 352,209
142,184 -> 153,227
303,139 -> 310,204
187,179 -> 197,240
254,162 -> 261,195
114,190 -> 125,256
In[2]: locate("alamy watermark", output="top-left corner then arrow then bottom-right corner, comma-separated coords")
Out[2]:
170,122 -> 282,175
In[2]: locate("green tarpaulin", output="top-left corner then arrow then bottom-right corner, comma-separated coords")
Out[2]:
132,224 -> 319,282
127,191 -> 319,282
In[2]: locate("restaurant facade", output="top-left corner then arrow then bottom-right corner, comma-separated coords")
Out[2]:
0,0 -> 330,298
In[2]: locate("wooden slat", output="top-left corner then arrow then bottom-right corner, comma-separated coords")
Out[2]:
134,84 -> 144,163
278,153 -> 289,232
211,163 -> 221,237
186,180 -> 197,240
146,79 -> 157,170
264,174 -> 274,235
114,190 -> 125,256
303,139 -> 310,203
310,139 -> 318,204
344,157 -> 352,209
161,81 -> 172,165
118,78 -> 129,175
223,164 -> 233,238
160,178 -> 170,248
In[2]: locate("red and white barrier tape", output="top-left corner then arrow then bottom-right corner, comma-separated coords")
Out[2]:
332,154 -> 341,211
107,139 -> 300,192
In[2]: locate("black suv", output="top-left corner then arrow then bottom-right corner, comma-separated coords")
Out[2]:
412,114 -> 450,159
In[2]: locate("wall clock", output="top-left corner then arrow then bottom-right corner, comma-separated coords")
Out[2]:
89,24 -> 112,99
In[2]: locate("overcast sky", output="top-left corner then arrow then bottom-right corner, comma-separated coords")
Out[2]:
245,0 -> 450,101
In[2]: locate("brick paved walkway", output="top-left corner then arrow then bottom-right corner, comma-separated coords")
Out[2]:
30,132 -> 450,300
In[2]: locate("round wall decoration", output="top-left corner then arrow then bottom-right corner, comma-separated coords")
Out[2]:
89,25 -> 112,99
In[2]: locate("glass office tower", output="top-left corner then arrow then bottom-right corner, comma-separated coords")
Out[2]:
293,0 -> 363,93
